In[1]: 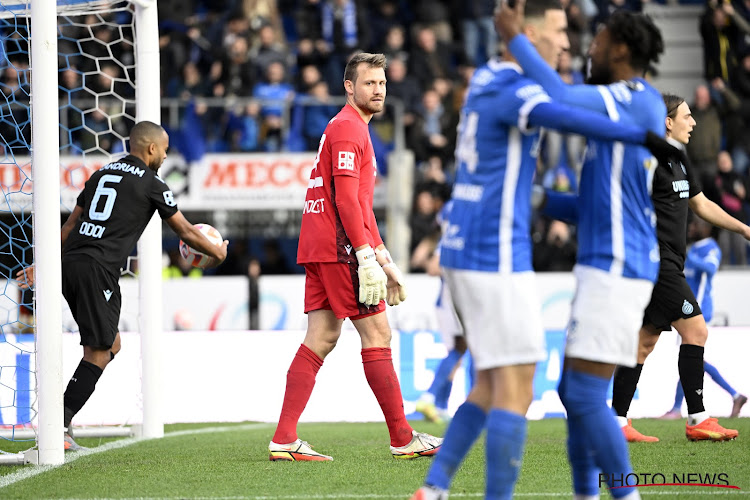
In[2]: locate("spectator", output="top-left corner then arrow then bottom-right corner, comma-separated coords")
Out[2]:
455,0 -> 497,66
408,25 -> 458,91
227,101 -> 263,152
686,84 -> 727,189
298,80 -> 340,151
412,0 -> 453,42
241,0 -> 286,45
409,184 -> 443,266
252,61 -> 294,151
295,64 -> 324,92
168,61 -> 211,99
368,0 -> 408,52
714,151 -> 749,265
409,87 -> 458,164
533,220 -> 577,272
249,23 -> 290,81
261,239 -> 293,274
384,54 -> 422,128
317,0 -> 372,92
379,24 -> 409,62
219,36 -> 257,97
701,0 -> 742,85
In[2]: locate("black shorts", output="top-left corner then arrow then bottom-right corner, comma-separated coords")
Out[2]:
642,271 -> 702,332
62,257 -> 120,348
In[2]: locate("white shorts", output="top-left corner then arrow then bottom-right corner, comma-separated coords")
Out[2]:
443,269 -> 545,370
435,278 -> 463,350
565,265 -> 654,367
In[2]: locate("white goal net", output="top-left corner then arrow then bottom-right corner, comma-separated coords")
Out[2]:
0,0 -> 162,465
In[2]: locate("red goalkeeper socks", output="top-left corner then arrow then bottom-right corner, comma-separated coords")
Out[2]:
362,347 -> 413,447
272,344 -> 323,444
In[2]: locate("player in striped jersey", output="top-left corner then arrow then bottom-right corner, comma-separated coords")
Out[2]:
496,3 -> 670,499
411,1 -> 679,498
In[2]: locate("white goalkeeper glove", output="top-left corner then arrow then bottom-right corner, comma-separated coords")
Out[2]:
377,248 -> 408,306
356,247 -> 388,306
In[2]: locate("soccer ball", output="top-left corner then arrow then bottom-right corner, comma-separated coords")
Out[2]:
179,223 -> 223,269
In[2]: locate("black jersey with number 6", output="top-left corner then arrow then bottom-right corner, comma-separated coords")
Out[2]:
63,155 -> 179,276
651,143 -> 701,273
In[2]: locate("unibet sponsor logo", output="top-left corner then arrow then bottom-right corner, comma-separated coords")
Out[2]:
672,179 -> 689,198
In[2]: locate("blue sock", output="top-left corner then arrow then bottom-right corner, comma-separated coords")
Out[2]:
558,369 -> 599,496
672,381 -> 684,411
427,349 -> 463,398
435,378 -> 453,410
558,369 -> 636,499
425,401 -> 487,490
485,409 -> 527,500
704,361 -> 736,397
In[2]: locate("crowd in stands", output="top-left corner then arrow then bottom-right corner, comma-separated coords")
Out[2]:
1,0 -> 749,275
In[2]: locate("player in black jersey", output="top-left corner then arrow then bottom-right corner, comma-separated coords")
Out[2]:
612,94 -> 750,442
17,121 -> 228,450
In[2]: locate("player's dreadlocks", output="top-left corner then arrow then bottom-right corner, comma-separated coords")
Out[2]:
607,10 -> 664,75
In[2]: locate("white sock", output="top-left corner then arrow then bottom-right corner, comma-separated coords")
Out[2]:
616,415 -> 629,428
618,490 -> 641,500
419,392 -> 436,405
688,411 -> 709,425
574,495 -> 600,500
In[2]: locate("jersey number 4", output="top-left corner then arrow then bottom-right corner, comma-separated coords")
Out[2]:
455,111 -> 479,174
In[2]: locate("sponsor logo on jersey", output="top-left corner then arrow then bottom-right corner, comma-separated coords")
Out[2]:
452,183 -> 484,202
337,151 -> 355,171
303,198 -> 325,214
682,299 -> 694,315
515,84 -> 545,100
441,223 -> 465,250
101,161 -> 145,177
79,221 -> 106,239
672,179 -> 690,198
103,289 -> 113,302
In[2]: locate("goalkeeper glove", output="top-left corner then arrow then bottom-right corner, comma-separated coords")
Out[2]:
377,248 -> 408,306
356,247 -> 388,307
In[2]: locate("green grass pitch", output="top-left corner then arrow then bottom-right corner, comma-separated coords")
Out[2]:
0,418 -> 748,499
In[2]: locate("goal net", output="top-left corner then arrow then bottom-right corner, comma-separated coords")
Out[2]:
0,0 -> 162,465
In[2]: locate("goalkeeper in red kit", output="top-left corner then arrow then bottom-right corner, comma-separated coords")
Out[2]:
268,52 -> 442,462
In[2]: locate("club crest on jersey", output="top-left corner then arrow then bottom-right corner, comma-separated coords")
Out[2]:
682,299 -> 694,315
338,151 -> 355,171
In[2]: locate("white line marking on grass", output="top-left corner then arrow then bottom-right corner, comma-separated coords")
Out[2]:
0,423 -> 272,491
53,492 -> 750,500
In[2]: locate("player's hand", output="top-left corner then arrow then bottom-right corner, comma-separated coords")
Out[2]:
494,0 -> 525,44
383,262 -> 408,306
205,240 -> 229,269
356,247 -> 387,306
644,131 -> 681,165
15,265 -> 35,289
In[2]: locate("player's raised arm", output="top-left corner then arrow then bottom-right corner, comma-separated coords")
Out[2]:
165,211 -> 228,268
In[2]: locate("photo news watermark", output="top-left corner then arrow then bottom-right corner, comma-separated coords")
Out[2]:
600,472 -> 740,490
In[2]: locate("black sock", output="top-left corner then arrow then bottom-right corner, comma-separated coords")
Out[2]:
612,364 -> 643,417
679,344 -> 705,415
63,360 -> 103,427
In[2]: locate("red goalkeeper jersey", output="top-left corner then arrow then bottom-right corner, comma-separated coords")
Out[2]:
297,104 -> 380,264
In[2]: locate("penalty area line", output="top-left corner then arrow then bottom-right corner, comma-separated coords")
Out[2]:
0,423 -> 273,491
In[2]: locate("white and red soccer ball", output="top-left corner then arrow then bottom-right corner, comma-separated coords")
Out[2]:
179,223 -> 223,269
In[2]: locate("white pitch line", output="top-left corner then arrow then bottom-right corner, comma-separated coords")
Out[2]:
0,423 -> 273,491
51,491 -> 750,500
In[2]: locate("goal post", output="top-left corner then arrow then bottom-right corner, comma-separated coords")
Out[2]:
0,0 -> 163,465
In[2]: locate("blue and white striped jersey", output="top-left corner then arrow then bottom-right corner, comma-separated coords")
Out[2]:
684,237 -> 721,322
439,60 -> 548,273
508,35 -> 664,282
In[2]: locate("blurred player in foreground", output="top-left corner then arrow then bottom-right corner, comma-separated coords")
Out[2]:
661,217 -> 748,420
268,53 -> 442,462
17,121 -> 228,450
412,1 -> 680,498
496,2 -> 681,499
611,93 -> 749,443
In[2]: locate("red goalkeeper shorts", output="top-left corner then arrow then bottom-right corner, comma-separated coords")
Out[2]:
303,261 -> 385,320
